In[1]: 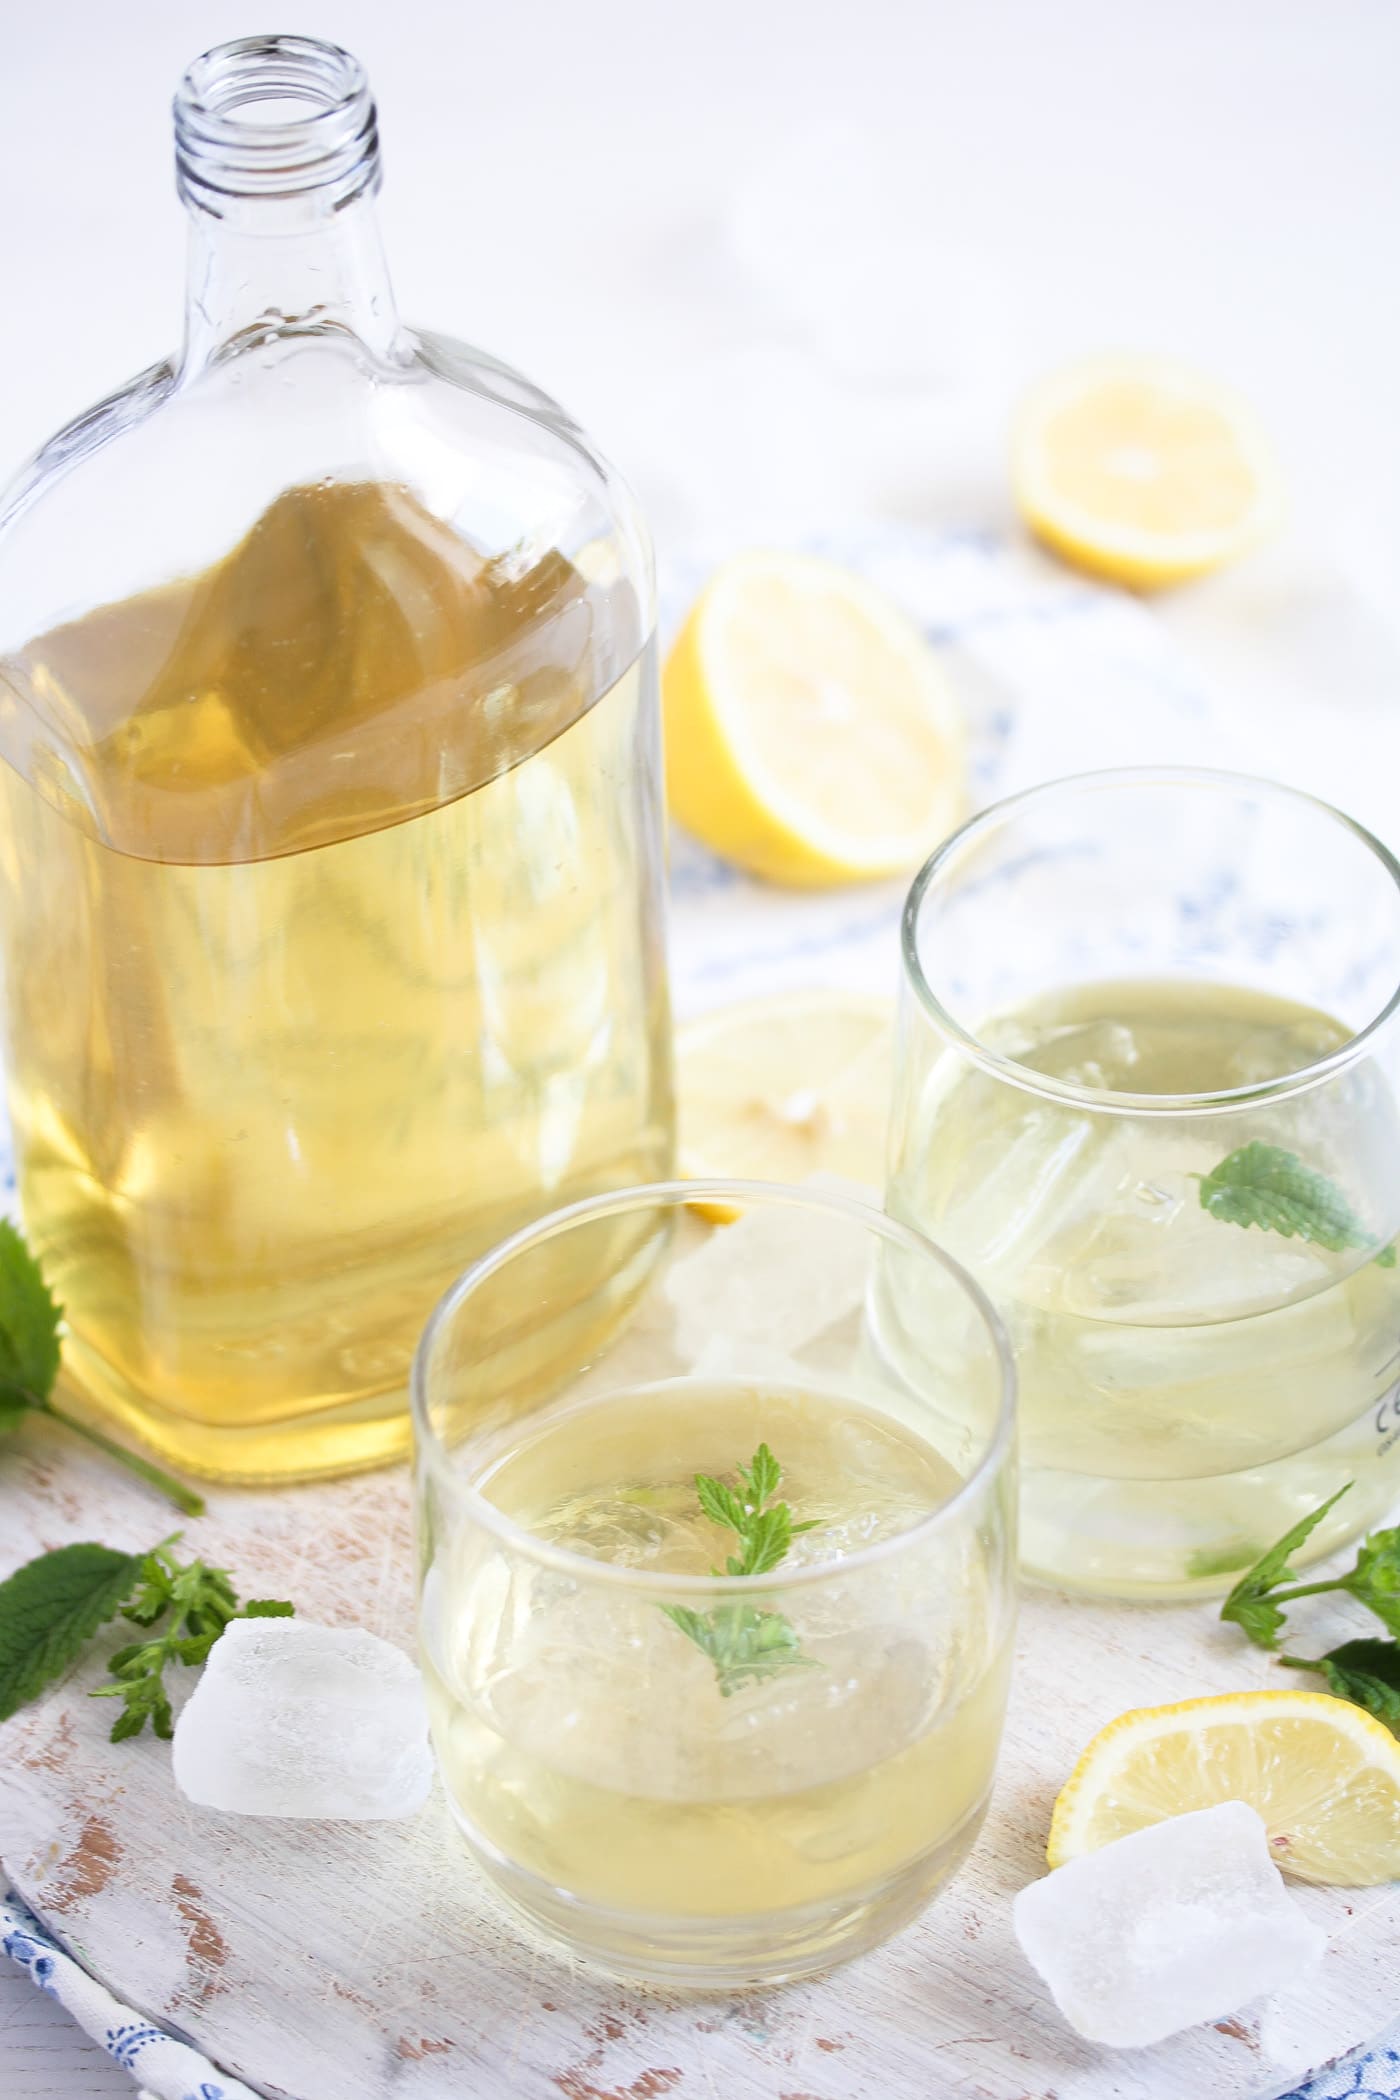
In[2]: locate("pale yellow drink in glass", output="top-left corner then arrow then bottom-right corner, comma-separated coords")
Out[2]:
889,976 -> 1400,1595
415,1183 -> 1014,1984
423,1378 -> 1009,1946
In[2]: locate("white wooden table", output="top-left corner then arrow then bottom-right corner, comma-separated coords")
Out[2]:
4,0 -> 1400,2090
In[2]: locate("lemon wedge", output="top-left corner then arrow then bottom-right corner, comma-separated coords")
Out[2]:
1048,1689 -> 1400,1886
676,992 -> 894,1218
1015,356 -> 1282,589
663,551 -> 964,886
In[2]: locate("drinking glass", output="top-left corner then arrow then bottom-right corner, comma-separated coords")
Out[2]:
412,1180 -> 1015,1984
889,766 -> 1400,1599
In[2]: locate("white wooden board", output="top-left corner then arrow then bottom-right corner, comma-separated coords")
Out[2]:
7,532 -> 1400,2097
2,1426 -> 1395,2100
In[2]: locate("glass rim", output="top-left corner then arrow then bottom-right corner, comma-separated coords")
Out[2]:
901,764 -> 1400,1119
411,1177 -> 1016,1597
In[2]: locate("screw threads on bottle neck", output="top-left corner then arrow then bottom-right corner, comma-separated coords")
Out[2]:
174,35 -> 381,218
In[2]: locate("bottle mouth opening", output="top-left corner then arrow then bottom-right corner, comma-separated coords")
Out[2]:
175,35 -> 380,212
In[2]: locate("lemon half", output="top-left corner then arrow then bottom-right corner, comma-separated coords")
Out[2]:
1015,356 -> 1282,589
1048,1689 -> 1400,1886
663,551 -> 965,886
676,991 -> 894,1219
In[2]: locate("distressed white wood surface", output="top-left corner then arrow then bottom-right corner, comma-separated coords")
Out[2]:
2,1423 -> 1396,2100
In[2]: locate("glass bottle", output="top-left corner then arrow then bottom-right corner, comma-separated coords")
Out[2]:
0,36 -> 673,1483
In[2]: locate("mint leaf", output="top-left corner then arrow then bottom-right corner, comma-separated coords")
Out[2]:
0,1218 -> 61,1408
0,1543 -> 142,1720
1197,1143 -> 1369,1252
741,1444 -> 781,1508
1345,1527 -> 1400,1637
1220,1483 -> 1352,1648
1282,1640 -> 1400,1730
695,1476 -> 747,1534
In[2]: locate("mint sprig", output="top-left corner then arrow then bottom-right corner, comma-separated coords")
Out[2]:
0,1535 -> 294,1737
662,1443 -> 820,1697
91,1541 -> 293,1741
1219,1483 -> 1400,1734
1220,1484 -> 1353,1649
0,1219 -> 202,1514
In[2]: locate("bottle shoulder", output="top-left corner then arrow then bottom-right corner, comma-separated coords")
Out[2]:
0,323 -> 652,638
0,328 -> 655,864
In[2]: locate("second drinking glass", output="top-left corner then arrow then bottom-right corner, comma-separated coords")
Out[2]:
889,767 -> 1400,1598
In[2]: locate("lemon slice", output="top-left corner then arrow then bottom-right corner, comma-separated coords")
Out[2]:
663,551 -> 965,886
677,992 -> 894,1218
1048,1689 -> 1400,1886
1015,356 -> 1282,589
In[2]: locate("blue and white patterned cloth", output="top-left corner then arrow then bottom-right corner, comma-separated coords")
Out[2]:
1280,2047 -> 1400,2100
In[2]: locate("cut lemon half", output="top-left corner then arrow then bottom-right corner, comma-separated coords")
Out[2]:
1048,1689 -> 1400,1886
663,551 -> 965,886
677,991 -> 894,1219
1015,356 -> 1282,589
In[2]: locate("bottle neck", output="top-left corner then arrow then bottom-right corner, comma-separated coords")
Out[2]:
180,194 -> 403,372
173,35 -> 403,374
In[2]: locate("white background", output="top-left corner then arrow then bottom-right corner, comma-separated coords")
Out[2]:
3,0 -> 1400,2092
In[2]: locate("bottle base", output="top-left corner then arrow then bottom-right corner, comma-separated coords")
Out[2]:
50,1371 -> 413,1486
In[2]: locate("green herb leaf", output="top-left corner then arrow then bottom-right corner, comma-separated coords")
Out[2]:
1281,1639 -> 1400,1729
695,1475 -> 747,1534
91,1541 -> 295,1741
0,1219 -> 61,1411
664,1445 -> 819,1694
741,1444 -> 781,1508
1220,1483 -> 1352,1649
662,1598 -> 815,1697
0,1395 -> 31,1436
0,1542 -> 143,1720
1378,1242 -> 1398,1269
1345,1527 -> 1400,1637
1196,1143 -> 1370,1252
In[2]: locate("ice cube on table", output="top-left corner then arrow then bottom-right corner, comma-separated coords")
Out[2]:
1013,1801 -> 1325,2049
172,1618 -> 433,1820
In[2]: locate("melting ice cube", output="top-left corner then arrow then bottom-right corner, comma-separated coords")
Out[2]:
172,1618 -> 433,1820
1013,1801 -> 1325,2048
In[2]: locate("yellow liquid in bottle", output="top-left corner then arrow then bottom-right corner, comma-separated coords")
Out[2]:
0,483 -> 673,1481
